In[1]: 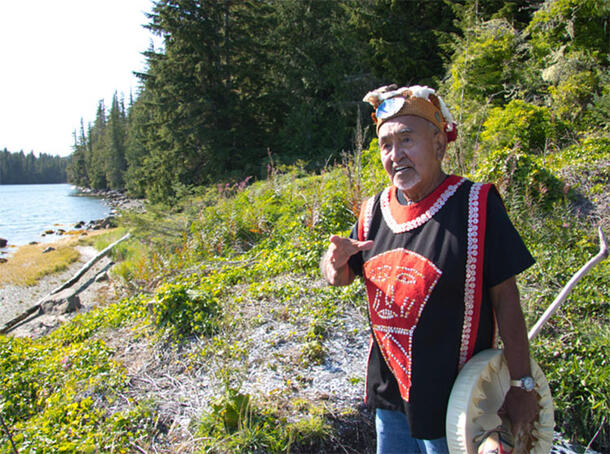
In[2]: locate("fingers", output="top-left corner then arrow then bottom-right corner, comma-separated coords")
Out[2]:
500,389 -> 540,437
329,235 -> 374,253
325,235 -> 373,275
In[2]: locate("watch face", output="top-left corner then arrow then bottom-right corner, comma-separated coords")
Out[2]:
522,376 -> 536,392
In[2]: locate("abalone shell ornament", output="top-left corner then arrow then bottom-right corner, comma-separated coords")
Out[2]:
376,97 -> 406,121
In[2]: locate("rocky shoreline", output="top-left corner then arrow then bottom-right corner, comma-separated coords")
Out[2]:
74,187 -> 146,214
0,189 -> 145,259
0,189 -> 145,333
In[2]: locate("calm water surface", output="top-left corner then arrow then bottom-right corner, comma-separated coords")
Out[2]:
0,184 -> 110,251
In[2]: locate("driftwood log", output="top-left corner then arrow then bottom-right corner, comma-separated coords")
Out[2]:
0,233 -> 131,335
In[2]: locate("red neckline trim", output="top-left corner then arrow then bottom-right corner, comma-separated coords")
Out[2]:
388,175 -> 462,224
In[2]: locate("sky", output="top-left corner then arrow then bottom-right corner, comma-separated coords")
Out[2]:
0,0 -> 160,157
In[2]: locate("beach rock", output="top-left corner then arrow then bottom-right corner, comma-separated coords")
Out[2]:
0,258 -> 7,264
40,289 -> 82,314
89,216 -> 116,230
42,246 -> 55,253
29,241 -> 39,245
0,238 -> 7,247
44,230 -> 54,235
75,221 -> 85,229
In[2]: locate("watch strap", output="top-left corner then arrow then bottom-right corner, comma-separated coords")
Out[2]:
510,376 -> 535,391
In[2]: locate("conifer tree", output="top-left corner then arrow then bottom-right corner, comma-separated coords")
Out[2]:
67,119 -> 90,187
104,92 -> 128,189
347,0 -> 456,87
88,101 -> 108,189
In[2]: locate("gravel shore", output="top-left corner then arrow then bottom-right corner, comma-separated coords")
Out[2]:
0,244 -> 115,334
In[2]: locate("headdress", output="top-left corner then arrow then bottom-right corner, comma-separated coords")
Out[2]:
362,84 -> 458,142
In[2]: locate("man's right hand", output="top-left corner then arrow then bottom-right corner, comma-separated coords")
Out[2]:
321,235 -> 374,286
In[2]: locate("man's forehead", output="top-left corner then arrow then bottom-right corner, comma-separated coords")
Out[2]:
378,115 -> 426,138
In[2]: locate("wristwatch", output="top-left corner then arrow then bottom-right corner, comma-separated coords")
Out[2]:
510,375 -> 536,392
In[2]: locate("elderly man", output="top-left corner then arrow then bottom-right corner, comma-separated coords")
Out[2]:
321,85 -> 539,453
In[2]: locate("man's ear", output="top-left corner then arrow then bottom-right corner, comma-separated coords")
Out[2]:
434,132 -> 447,161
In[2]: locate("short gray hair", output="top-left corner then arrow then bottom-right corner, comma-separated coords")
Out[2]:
428,121 -> 440,135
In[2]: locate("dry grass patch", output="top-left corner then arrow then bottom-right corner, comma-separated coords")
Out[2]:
0,240 -> 80,287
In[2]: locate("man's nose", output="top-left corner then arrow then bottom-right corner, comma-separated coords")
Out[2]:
389,143 -> 404,160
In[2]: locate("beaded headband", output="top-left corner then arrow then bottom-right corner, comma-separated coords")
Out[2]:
362,84 -> 458,142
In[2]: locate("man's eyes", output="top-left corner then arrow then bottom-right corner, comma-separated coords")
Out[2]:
381,136 -> 410,151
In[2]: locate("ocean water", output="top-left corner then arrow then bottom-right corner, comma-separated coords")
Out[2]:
0,184 -> 110,252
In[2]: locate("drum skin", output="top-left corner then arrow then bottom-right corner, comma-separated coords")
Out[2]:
446,349 -> 554,454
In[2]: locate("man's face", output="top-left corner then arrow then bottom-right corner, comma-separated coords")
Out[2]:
378,115 -> 446,202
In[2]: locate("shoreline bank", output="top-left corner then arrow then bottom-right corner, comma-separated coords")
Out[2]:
0,231 -> 124,337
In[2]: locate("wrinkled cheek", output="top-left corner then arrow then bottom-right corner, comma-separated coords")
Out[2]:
381,160 -> 393,182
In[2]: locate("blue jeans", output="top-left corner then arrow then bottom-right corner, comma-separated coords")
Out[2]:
375,409 -> 449,454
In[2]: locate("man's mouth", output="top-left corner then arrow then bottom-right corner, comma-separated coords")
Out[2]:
394,165 -> 410,173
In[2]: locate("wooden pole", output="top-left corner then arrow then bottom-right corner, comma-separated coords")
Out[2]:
528,227 -> 608,341
0,233 -> 131,335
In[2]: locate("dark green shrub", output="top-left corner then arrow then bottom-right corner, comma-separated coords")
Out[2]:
152,280 -> 221,338
471,147 -> 564,211
480,100 -> 553,154
447,19 -> 525,106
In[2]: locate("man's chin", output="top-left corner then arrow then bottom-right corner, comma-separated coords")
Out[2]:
394,177 -> 417,193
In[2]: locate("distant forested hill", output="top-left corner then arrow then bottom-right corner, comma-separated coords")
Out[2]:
0,148 -> 68,184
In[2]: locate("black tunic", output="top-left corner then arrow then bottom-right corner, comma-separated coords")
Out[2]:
348,175 -> 534,439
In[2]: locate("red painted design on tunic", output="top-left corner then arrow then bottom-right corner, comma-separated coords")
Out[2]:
364,249 -> 442,401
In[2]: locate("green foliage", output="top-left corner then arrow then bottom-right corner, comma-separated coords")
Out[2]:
447,19 -> 525,106
539,49 -> 603,125
299,340 -> 326,366
197,387 -> 290,453
103,92 -> 128,190
152,279 -> 221,339
449,0 -> 542,32
544,135 -> 610,172
471,148 -> 564,211
480,100 -> 553,154
196,387 -> 331,453
0,294 -> 153,452
441,19 -> 532,173
534,326 -> 609,450
527,0 -> 610,64
348,0 -> 456,86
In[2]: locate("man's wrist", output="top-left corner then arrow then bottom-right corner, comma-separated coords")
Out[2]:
510,375 -> 536,392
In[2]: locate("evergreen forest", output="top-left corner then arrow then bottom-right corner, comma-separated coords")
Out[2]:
2,0 -> 609,452
0,149 -> 68,184
66,0 -> 609,201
